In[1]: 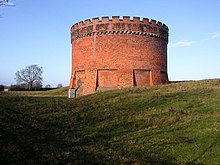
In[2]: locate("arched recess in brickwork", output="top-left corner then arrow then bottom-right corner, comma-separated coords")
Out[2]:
133,69 -> 151,87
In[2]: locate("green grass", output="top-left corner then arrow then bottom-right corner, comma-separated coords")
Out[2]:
0,79 -> 220,164
2,86 -> 69,97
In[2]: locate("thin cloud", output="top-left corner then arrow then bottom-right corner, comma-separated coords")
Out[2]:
170,40 -> 197,47
212,32 -> 220,39
204,32 -> 220,41
170,32 -> 220,47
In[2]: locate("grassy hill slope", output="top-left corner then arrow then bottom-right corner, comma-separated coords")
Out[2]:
0,79 -> 220,164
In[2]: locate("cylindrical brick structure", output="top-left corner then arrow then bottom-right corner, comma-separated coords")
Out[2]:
69,16 -> 169,97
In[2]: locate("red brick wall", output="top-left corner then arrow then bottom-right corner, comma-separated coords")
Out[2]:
70,16 -> 169,96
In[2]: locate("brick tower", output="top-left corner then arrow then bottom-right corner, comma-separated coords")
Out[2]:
69,16 -> 169,97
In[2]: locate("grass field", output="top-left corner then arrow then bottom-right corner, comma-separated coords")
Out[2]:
0,79 -> 220,164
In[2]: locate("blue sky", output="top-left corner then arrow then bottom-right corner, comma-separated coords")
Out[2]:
0,0 -> 220,87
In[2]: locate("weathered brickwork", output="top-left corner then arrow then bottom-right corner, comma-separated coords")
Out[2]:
69,16 -> 169,96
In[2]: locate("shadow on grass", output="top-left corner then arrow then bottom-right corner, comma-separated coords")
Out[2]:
0,96 -> 180,165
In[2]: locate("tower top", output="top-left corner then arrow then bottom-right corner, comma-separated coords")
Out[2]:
71,16 -> 169,42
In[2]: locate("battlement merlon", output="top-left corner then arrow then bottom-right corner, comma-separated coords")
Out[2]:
71,16 -> 169,42
71,16 -> 169,31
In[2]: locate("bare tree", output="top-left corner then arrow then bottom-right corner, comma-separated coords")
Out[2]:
0,0 -> 14,6
0,0 -> 15,17
33,81 -> 43,90
15,64 -> 43,90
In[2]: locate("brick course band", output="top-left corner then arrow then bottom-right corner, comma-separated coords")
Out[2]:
69,16 -> 169,97
72,30 -> 167,42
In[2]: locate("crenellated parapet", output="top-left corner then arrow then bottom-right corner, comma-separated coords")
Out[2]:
71,16 -> 169,43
